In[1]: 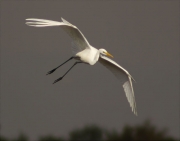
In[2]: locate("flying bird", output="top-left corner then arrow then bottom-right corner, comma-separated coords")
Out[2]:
26,18 -> 137,115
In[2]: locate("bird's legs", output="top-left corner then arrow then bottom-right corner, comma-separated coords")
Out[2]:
53,62 -> 82,84
46,57 -> 74,75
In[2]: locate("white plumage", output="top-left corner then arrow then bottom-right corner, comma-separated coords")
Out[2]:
26,18 -> 137,115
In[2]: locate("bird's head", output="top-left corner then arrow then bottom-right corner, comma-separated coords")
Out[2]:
99,49 -> 113,58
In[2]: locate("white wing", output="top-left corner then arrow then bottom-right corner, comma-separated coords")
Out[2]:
26,18 -> 90,52
99,55 -> 137,116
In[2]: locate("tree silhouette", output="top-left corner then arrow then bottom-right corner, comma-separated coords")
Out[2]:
12,133 -> 28,141
38,135 -> 64,141
0,135 -> 9,141
0,120 -> 179,141
105,120 -> 177,141
69,124 -> 104,140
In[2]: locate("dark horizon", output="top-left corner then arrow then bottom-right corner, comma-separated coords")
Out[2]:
1,119 -> 178,141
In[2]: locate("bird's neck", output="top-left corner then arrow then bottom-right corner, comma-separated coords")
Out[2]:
94,50 -> 100,62
87,48 -> 100,65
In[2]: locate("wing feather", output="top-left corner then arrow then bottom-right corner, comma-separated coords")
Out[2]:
99,55 -> 137,115
26,18 -> 90,52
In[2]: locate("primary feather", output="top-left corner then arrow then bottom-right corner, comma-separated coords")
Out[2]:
26,18 -> 90,52
99,55 -> 137,115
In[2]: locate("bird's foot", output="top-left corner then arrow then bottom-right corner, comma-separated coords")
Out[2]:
53,77 -> 63,84
46,69 -> 56,75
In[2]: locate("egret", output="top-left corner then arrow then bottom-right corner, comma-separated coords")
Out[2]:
26,18 -> 137,115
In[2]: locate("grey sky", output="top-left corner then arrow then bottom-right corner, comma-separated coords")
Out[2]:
1,0 -> 179,140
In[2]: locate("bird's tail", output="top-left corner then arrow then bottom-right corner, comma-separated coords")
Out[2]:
26,18 -> 63,27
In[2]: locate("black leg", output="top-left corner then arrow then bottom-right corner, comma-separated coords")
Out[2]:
53,62 -> 82,84
46,57 -> 73,75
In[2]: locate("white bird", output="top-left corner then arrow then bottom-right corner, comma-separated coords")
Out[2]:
26,18 -> 137,116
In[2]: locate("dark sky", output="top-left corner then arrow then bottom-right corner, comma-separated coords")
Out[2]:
1,1 -> 179,140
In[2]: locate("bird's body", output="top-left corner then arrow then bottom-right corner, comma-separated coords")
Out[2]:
76,47 -> 99,65
26,18 -> 138,115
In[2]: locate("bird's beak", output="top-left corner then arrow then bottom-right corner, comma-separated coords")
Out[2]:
106,52 -> 114,58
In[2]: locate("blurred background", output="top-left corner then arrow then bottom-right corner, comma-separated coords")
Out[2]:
1,1 -> 179,140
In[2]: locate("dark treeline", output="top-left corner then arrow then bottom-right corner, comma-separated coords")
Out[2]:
1,120 -> 179,141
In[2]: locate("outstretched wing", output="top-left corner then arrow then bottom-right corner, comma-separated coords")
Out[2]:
99,55 -> 137,116
26,18 -> 90,53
